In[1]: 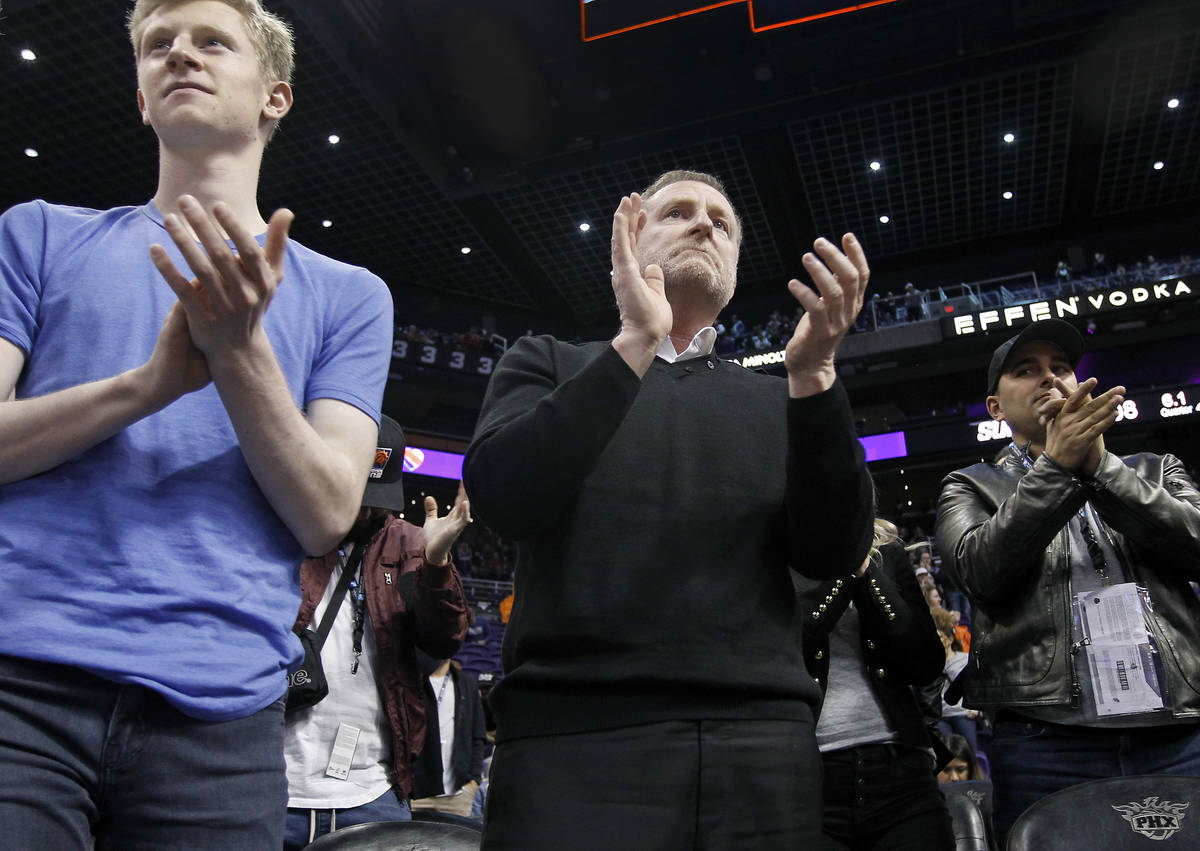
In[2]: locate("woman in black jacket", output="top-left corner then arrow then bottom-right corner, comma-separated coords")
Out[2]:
796,519 -> 954,850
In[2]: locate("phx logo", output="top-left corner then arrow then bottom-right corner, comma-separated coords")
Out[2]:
1112,796 -> 1190,840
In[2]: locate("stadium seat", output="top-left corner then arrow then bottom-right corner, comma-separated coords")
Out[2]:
943,786 -> 992,851
1006,774 -> 1200,851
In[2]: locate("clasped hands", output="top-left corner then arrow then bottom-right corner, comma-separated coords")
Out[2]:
141,196 -> 292,403
1038,377 -> 1126,475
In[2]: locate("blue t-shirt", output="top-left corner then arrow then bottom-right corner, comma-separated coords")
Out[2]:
0,200 -> 393,720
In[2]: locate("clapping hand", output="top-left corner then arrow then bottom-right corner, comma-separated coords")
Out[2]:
784,234 -> 869,397
150,195 -> 293,358
423,493 -> 473,566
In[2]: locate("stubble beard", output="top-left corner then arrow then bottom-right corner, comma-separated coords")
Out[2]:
645,246 -> 736,314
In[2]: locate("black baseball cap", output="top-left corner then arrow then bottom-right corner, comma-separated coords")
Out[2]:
362,415 -> 406,512
986,319 -> 1083,396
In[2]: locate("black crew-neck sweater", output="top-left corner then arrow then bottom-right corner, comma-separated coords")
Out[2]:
464,336 -> 873,741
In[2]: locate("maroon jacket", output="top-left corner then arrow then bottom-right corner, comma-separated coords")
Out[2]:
294,516 -> 468,798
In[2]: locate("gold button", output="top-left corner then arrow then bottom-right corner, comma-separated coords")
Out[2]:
815,650 -> 824,660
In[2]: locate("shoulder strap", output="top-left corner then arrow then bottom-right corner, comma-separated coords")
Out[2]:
312,543 -> 366,650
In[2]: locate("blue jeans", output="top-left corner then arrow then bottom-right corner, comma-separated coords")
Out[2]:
284,789 -> 411,849
938,714 -> 979,755
989,716 -> 1200,841
0,654 -> 287,849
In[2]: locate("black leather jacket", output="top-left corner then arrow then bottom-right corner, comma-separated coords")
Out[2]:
799,541 -> 946,752
936,448 -> 1200,717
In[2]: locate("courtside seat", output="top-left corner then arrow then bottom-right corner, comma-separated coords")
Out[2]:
1007,774 -> 1200,851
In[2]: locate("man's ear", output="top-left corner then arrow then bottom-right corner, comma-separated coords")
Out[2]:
986,395 -> 1005,421
137,89 -> 151,125
263,81 -> 293,122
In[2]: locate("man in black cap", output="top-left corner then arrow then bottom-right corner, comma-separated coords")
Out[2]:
936,319 -> 1200,839
283,416 -> 472,849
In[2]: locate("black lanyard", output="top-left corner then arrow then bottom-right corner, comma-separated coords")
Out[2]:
1007,441 -> 1112,585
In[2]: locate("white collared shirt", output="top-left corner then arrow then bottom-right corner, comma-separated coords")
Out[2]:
656,326 -> 717,363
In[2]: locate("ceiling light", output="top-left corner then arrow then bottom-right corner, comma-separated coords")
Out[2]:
327,134 -> 340,145
1003,191 -> 1013,200
1167,98 -> 1180,109
1153,161 -> 1165,170
24,148 -> 38,158
1003,132 -> 1016,143
869,161 -> 882,172
879,215 -> 890,224
579,222 -> 591,232
20,49 -> 37,62
321,219 -> 332,228
461,246 -> 472,255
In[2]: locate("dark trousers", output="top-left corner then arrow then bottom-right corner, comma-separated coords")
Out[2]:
482,718 -> 821,850
821,743 -> 955,851
0,654 -> 287,850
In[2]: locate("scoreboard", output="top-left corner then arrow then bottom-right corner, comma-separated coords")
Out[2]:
896,382 -> 1200,462
390,337 -> 498,378
581,0 -> 900,40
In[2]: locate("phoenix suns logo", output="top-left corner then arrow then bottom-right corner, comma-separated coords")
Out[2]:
369,447 -> 392,480
1112,796 -> 1190,840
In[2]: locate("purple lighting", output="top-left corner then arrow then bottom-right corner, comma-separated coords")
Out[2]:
860,431 -> 908,462
402,447 -> 464,481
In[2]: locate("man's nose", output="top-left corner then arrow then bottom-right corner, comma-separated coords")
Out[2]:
688,211 -> 714,238
166,40 -> 201,69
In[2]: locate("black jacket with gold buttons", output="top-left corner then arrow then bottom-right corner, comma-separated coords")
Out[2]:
797,540 -> 945,754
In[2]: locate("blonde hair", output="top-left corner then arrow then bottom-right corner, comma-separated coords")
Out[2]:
640,169 -> 744,244
866,516 -> 899,566
127,0 -> 295,85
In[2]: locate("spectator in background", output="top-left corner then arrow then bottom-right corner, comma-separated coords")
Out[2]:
938,734 -> 985,783
932,608 -> 979,755
284,418 -> 471,848
412,653 -> 487,819
950,609 -> 971,655
798,518 -> 954,850
903,282 -> 926,320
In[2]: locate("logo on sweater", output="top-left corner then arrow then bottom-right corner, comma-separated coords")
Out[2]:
1112,796 -> 1190,840
289,669 -> 313,687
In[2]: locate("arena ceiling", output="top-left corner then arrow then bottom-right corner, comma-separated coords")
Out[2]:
4,0 -> 1199,340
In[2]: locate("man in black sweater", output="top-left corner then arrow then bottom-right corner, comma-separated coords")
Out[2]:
464,170 -> 874,849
